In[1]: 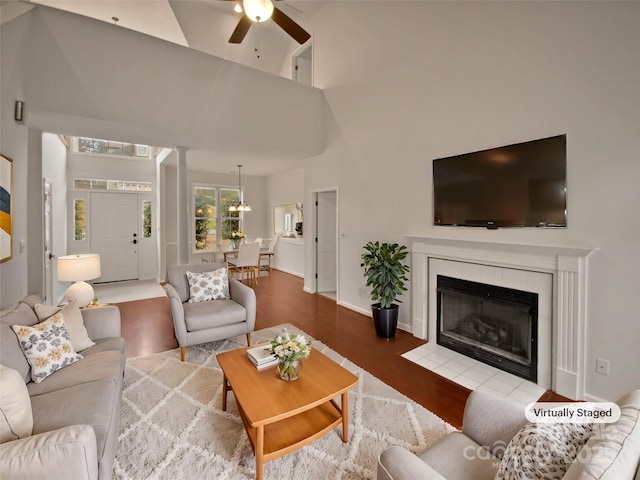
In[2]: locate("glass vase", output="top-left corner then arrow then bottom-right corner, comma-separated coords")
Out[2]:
278,359 -> 302,382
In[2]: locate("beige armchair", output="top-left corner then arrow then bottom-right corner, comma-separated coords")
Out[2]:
378,389 -> 640,480
165,263 -> 256,361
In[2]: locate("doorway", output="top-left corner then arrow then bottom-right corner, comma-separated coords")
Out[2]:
90,192 -> 139,283
315,190 -> 337,298
292,41 -> 312,86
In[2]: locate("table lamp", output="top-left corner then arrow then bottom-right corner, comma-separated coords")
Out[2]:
57,253 -> 101,306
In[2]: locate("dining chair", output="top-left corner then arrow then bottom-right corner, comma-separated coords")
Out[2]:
260,234 -> 279,273
228,241 -> 261,286
223,239 -> 240,266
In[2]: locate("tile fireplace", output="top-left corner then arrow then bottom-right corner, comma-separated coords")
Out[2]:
436,275 -> 539,383
408,236 -> 594,400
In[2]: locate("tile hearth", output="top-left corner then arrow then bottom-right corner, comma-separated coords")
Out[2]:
402,342 -> 546,407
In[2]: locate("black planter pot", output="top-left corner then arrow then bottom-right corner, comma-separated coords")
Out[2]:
372,303 -> 399,338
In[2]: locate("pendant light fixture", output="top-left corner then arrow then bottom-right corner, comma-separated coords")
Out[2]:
228,164 -> 251,212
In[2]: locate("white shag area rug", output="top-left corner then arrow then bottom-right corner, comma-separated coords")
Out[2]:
114,324 -> 455,480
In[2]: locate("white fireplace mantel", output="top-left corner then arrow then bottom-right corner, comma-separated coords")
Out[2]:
407,234 -> 596,400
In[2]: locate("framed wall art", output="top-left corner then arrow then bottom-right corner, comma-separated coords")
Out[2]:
1,154 -> 13,263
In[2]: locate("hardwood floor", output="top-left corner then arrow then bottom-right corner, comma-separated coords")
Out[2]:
117,297 -> 177,358
116,269 -> 565,428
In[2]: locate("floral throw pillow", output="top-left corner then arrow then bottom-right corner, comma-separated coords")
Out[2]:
186,267 -> 230,303
495,421 -> 593,480
34,301 -> 95,352
12,314 -> 83,384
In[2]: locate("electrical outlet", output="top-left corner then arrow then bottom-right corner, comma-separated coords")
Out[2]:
596,358 -> 610,376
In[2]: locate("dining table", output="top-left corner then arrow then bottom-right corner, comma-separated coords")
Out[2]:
223,247 -> 274,272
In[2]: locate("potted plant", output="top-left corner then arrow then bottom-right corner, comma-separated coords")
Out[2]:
361,241 -> 410,338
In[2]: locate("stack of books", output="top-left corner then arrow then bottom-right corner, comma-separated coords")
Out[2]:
246,344 -> 278,370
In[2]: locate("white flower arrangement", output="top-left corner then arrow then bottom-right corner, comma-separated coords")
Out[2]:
269,329 -> 312,364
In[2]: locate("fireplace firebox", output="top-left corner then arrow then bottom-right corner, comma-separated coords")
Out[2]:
436,275 -> 538,382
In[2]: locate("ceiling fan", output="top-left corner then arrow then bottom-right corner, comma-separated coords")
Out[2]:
226,0 -> 311,45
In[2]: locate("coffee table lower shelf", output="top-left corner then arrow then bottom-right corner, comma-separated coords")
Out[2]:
238,399 -> 344,461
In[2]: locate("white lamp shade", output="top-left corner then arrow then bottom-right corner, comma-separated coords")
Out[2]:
242,0 -> 273,22
58,254 -> 101,282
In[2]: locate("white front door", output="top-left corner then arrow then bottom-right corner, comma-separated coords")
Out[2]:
316,190 -> 337,293
91,192 -> 138,282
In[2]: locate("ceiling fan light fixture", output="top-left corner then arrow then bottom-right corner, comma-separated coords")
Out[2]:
242,0 -> 273,23
233,2 -> 243,14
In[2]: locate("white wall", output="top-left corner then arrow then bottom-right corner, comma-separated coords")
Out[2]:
0,2 -> 31,307
304,1 -> 640,401
267,168 -> 305,276
66,152 -> 156,182
266,167 -> 304,234
274,238 -> 304,278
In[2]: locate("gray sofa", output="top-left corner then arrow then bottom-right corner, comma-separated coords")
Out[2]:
0,294 -> 125,480
378,389 -> 640,480
165,262 -> 256,361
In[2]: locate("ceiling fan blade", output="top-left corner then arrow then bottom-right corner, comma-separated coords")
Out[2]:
271,7 -> 311,44
229,15 -> 252,44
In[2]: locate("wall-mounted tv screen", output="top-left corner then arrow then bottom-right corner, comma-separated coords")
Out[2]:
433,134 -> 567,228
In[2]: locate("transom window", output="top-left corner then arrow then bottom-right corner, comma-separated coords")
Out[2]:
193,185 -> 241,252
76,137 -> 151,158
73,178 -> 152,191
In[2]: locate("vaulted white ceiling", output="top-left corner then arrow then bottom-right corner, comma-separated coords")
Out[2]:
3,0 -> 327,175
27,0 -> 326,78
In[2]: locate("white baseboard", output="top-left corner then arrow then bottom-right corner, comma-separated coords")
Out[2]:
336,301 -> 412,334
397,321 -> 412,334
583,392 -> 609,402
272,267 -> 303,278
337,300 -> 369,317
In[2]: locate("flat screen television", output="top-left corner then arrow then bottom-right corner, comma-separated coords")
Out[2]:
433,134 -> 567,228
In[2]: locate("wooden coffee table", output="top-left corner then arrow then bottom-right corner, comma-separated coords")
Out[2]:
217,345 -> 358,480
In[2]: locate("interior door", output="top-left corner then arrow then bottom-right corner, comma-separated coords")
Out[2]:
316,190 -> 337,293
292,43 -> 312,86
90,192 -> 139,283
